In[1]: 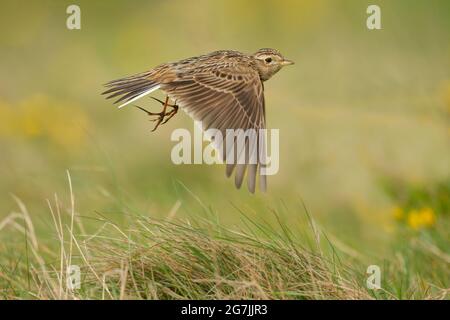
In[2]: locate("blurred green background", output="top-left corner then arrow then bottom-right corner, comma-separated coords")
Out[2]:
0,0 -> 449,258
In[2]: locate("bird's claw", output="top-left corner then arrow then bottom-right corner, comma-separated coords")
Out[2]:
161,106 -> 178,124
134,96 -> 179,132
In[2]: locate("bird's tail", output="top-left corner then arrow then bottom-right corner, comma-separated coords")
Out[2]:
102,71 -> 161,109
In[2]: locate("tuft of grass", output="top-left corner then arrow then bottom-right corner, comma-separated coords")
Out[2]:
70,217 -> 371,300
0,210 -> 370,299
0,173 -> 447,300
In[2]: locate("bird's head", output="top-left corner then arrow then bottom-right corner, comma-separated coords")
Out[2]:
252,48 -> 294,81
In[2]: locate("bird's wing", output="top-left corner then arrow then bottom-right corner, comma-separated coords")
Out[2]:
162,62 -> 267,193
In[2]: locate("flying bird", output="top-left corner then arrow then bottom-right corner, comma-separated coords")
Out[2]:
102,48 -> 294,193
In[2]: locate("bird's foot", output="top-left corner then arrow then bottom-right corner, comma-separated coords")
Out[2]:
134,96 -> 179,132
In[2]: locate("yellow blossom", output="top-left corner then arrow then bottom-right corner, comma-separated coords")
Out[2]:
407,210 -> 422,230
0,95 -> 89,149
419,208 -> 436,227
406,208 -> 436,230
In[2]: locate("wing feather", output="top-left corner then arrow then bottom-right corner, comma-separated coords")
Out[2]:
162,62 -> 267,193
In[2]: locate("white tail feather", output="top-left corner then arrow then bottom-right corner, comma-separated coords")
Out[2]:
117,85 -> 161,109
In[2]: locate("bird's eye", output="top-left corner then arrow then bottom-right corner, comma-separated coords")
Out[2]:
265,57 -> 272,63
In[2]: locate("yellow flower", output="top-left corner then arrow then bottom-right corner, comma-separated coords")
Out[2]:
21,111 -> 43,137
0,95 -> 89,149
406,208 -> 436,230
407,210 -> 422,230
419,208 -> 436,227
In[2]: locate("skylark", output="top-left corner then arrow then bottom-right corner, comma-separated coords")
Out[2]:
102,48 -> 294,193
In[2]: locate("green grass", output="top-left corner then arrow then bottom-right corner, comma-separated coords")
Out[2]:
0,174 -> 447,300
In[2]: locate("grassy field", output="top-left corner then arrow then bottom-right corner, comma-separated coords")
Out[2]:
0,0 -> 449,299
0,172 -> 448,299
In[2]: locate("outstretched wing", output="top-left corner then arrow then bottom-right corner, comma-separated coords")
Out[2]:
162,62 -> 267,193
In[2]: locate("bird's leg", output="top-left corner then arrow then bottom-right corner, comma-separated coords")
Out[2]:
149,96 -> 177,109
161,102 -> 178,124
134,96 -> 178,131
149,96 -> 179,127
150,96 -> 169,131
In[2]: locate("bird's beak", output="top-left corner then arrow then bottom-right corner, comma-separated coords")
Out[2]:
281,59 -> 295,66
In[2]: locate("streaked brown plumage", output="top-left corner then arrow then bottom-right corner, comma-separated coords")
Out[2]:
102,48 -> 294,193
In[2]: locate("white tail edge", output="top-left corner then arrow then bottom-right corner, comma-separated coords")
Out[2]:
117,85 -> 161,109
